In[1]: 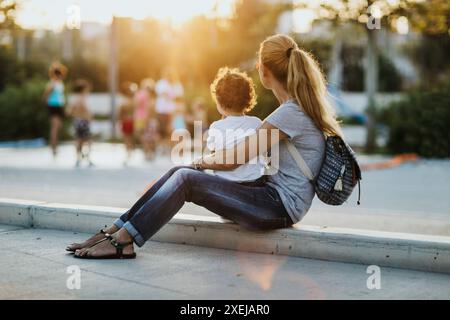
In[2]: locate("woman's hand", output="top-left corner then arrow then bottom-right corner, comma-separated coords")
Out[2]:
191,155 -> 236,171
194,121 -> 288,171
191,157 -> 203,170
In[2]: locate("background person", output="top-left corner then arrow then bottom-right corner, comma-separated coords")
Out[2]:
142,81 -> 159,160
189,97 -> 208,131
119,82 -> 138,165
135,79 -> 159,160
42,62 -> 67,157
155,68 -> 184,153
187,97 -> 209,153
134,79 -> 154,139
66,79 -> 93,167
171,97 -> 187,132
170,97 -> 190,157
141,103 -> 160,161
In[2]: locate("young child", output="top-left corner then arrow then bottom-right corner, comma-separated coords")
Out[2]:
66,79 -> 93,167
206,67 -> 266,183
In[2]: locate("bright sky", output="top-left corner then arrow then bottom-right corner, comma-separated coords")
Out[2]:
14,0 -> 410,34
15,0 -> 236,30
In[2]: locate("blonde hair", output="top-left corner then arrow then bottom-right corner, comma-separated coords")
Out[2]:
259,34 -> 342,137
48,61 -> 68,79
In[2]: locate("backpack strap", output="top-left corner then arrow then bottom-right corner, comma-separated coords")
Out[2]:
285,140 -> 314,181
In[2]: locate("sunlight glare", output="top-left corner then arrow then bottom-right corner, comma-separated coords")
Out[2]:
395,16 -> 409,35
292,9 -> 315,34
15,0 -> 236,30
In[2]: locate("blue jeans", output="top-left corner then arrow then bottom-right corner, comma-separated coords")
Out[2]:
114,166 -> 293,247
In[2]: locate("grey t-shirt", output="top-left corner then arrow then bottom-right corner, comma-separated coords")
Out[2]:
265,100 -> 325,223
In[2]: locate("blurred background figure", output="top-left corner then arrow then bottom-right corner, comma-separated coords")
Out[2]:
134,78 -> 159,160
139,79 -> 160,160
155,67 -> 184,154
134,79 -> 154,139
187,97 -> 209,152
118,82 -> 138,165
170,97 -> 190,153
141,98 -> 160,161
42,62 -> 68,157
171,97 -> 187,132
66,79 -> 93,167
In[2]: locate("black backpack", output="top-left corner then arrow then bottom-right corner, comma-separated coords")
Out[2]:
286,136 -> 362,205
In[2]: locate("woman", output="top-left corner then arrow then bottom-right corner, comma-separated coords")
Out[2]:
43,62 -> 68,157
67,34 -> 342,259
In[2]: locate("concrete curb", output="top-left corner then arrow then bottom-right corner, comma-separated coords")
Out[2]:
1,198 -> 449,274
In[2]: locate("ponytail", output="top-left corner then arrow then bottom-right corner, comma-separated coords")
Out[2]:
260,34 -> 343,138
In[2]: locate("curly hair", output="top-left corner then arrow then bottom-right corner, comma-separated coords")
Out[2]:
210,67 -> 257,114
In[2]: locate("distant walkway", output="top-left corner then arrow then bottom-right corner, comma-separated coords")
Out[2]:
0,143 -> 449,236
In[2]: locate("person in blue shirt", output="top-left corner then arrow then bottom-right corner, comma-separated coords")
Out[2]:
43,62 -> 67,157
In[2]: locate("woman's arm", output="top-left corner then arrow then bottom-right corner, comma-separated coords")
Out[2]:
193,121 -> 288,171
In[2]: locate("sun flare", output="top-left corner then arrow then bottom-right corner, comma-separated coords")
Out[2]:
16,0 -> 236,30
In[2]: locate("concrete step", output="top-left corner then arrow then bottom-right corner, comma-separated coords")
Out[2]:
1,197 -> 449,274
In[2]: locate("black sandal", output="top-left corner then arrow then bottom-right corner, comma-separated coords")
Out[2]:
66,228 -> 108,252
74,235 -> 136,260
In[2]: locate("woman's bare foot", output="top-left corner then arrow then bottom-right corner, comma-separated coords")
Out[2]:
74,228 -> 135,259
66,225 -> 119,252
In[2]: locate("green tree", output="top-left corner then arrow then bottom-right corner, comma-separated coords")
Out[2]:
0,79 -> 50,141
298,0 -> 450,152
112,0 -> 283,121
0,0 -> 16,30
381,88 -> 450,158
116,17 -> 170,84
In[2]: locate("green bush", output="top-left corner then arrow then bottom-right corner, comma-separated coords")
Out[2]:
406,33 -> 450,90
0,47 -> 48,92
0,79 -> 68,141
380,88 -> 450,158
378,54 -> 403,92
340,44 -> 403,92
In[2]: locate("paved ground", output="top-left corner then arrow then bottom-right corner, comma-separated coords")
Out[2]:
1,143 -> 449,235
1,224 -> 449,300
